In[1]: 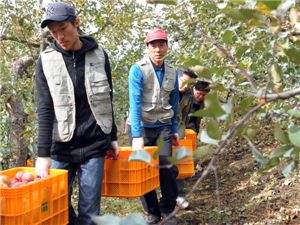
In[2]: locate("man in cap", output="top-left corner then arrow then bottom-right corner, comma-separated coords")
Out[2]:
35,2 -> 118,225
128,28 -> 179,224
179,80 -> 210,135
176,69 -> 198,210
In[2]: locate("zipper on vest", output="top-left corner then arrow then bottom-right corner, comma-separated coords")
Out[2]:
72,52 -> 76,68
72,52 -> 77,86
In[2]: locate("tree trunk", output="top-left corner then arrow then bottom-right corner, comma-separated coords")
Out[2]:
6,56 -> 34,168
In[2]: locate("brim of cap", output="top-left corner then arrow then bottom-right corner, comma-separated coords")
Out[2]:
41,15 -> 70,28
145,38 -> 168,44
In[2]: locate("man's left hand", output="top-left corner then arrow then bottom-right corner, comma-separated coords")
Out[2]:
106,141 -> 119,160
172,133 -> 179,146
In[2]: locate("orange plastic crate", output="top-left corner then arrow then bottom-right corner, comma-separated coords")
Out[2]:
185,129 -> 197,151
102,146 -> 159,198
173,139 -> 195,179
0,167 -> 68,225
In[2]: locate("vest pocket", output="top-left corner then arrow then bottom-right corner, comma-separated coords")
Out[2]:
163,79 -> 175,92
91,80 -> 111,93
53,108 -> 70,141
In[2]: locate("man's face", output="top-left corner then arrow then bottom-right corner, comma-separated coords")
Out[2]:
193,88 -> 209,102
48,19 -> 80,51
179,73 -> 193,93
147,40 -> 168,67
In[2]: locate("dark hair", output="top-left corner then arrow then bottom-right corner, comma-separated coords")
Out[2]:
67,16 -> 76,25
183,70 -> 198,79
194,81 -> 210,91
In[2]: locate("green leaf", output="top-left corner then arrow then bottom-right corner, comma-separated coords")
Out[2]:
184,58 -> 202,68
283,148 -> 294,158
271,145 -> 293,158
153,137 -> 163,159
190,65 -> 212,79
91,214 -> 120,225
173,147 -> 192,161
128,150 -> 151,163
274,124 -> 289,144
285,48 -> 300,65
218,100 -> 233,121
288,126 -> 300,148
210,83 -> 227,92
287,109 -> 300,118
257,157 -> 280,174
223,8 -> 266,23
238,97 -> 256,111
282,161 -> 295,177
192,108 -> 211,118
120,214 -> 147,225
222,30 -> 234,44
146,0 -> 177,5
247,138 -> 267,165
270,64 -> 282,83
92,214 -> 147,225
235,45 -> 249,59
204,92 -> 226,118
200,129 -> 219,145
207,119 -> 222,140
193,145 -> 215,160
245,126 -> 258,139
257,0 -> 282,10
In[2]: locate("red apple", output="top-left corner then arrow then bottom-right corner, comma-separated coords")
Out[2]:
21,172 -> 34,183
0,175 -> 11,187
15,171 -> 24,181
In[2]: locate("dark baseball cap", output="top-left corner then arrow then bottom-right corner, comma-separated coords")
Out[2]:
41,2 -> 76,28
194,80 -> 210,92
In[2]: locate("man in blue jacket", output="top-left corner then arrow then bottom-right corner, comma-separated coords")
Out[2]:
129,28 -> 179,225
35,2 -> 118,225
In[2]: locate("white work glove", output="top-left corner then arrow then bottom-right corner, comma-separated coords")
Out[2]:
106,141 -> 119,160
132,137 -> 144,151
172,133 -> 179,146
35,157 -> 51,178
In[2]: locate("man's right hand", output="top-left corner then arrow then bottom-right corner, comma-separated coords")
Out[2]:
132,137 -> 144,151
35,157 -> 51,178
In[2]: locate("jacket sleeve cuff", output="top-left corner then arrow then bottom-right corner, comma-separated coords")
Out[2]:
111,132 -> 118,141
37,148 -> 51,157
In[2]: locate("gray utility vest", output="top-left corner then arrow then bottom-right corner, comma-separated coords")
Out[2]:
41,48 -> 113,142
137,57 -> 176,124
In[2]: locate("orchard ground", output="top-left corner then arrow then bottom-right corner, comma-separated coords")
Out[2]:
72,120 -> 300,225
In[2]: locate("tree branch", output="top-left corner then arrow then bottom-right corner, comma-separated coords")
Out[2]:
230,86 -> 300,100
0,34 -> 40,48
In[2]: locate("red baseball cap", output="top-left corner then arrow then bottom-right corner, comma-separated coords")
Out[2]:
145,28 -> 168,44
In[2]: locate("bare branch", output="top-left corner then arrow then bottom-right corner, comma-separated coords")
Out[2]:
230,86 -> 300,100
0,34 -> 40,48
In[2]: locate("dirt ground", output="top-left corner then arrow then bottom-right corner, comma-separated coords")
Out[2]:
71,122 -> 300,225
174,124 -> 300,225
115,123 -> 300,225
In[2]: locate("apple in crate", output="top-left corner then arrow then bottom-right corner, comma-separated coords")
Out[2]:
0,175 -> 11,188
21,172 -> 35,183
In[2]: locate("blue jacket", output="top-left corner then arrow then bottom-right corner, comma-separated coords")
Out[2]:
128,61 -> 179,137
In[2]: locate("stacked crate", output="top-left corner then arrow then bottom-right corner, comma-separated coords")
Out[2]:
173,139 -> 195,179
102,146 -> 159,198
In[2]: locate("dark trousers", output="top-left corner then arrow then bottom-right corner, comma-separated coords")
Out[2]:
140,126 -> 178,215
